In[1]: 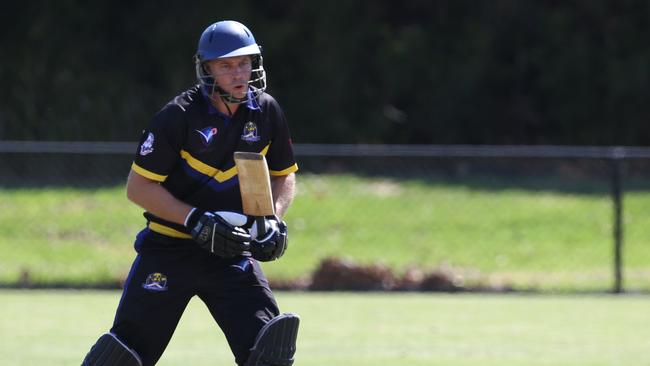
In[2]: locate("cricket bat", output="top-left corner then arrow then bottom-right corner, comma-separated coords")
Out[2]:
234,152 -> 275,238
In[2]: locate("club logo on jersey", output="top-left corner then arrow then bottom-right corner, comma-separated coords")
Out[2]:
241,122 -> 260,144
140,132 -> 154,156
142,272 -> 168,292
196,126 -> 218,146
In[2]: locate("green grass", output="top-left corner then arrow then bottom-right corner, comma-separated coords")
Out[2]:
1,290 -> 649,365
0,186 -> 142,285
1,174 -> 650,291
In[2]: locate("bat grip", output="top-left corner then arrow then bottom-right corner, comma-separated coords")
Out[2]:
255,216 -> 266,238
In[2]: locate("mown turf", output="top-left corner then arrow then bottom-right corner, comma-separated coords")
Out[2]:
1,290 -> 649,366
1,174 -> 649,291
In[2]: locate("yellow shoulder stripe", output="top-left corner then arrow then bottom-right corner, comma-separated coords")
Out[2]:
131,163 -> 167,182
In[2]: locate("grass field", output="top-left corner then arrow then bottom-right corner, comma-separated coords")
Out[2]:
1,290 -> 649,365
1,173 -> 649,291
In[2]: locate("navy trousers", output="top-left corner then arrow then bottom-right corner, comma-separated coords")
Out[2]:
110,230 -> 279,366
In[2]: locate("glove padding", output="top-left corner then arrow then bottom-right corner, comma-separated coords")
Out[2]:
190,212 -> 251,257
250,217 -> 288,262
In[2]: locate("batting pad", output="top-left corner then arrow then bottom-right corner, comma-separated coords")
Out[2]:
81,332 -> 142,366
245,313 -> 300,366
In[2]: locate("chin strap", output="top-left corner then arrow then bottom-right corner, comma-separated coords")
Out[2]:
221,96 -> 234,117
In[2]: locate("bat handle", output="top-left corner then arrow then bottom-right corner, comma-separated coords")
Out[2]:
255,216 -> 266,238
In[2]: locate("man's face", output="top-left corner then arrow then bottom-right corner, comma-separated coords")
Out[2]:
206,55 -> 253,99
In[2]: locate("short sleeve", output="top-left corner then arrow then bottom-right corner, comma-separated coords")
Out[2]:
132,106 -> 185,182
266,99 -> 298,176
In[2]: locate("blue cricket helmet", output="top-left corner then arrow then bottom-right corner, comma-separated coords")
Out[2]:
195,20 -> 266,104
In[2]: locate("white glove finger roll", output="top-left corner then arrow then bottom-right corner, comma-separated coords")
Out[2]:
214,211 -> 248,227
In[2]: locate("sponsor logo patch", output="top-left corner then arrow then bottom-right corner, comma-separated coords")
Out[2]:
196,126 -> 218,146
140,132 -> 154,156
142,272 -> 168,292
241,122 -> 260,144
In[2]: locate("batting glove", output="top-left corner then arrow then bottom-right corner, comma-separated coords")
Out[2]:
249,216 -> 288,262
187,210 -> 251,258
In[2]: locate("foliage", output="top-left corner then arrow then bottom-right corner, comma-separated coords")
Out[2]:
2,1 -> 650,144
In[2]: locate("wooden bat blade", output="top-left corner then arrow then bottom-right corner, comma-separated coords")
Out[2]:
234,152 -> 275,217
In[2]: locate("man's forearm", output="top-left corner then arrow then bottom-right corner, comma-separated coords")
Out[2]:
271,173 -> 296,218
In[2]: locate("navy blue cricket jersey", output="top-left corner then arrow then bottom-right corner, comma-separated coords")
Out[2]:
132,85 -> 298,239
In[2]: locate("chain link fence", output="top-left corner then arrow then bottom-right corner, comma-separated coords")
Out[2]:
1,142 -> 649,293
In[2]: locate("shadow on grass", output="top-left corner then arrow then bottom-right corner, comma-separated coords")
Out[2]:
3,153 -> 650,194
298,155 -> 650,195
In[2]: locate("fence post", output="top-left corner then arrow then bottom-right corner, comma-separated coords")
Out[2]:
611,151 -> 625,293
